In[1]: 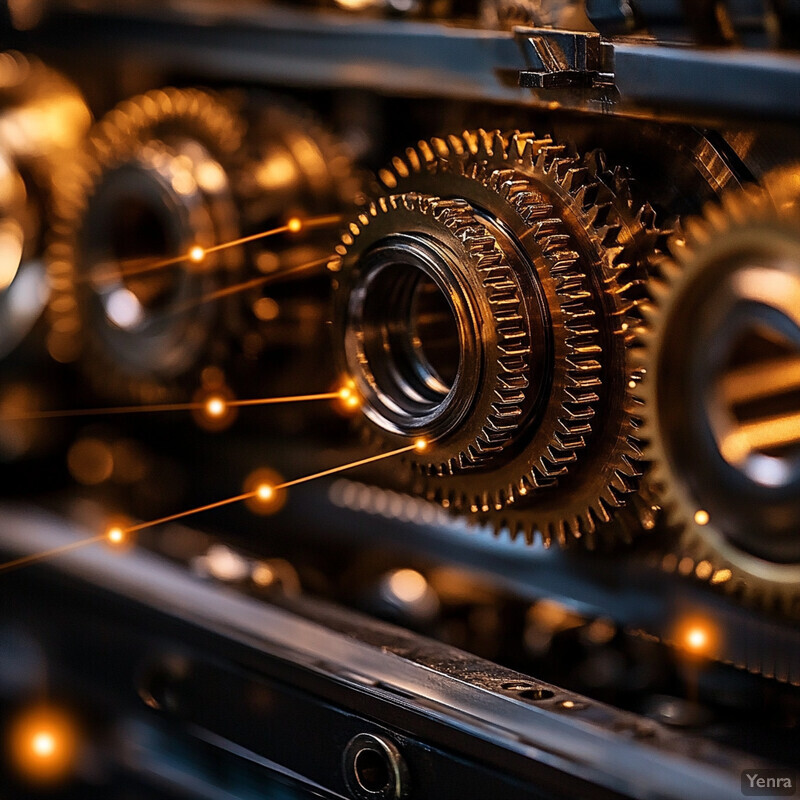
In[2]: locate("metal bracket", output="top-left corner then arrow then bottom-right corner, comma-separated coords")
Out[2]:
516,27 -> 615,89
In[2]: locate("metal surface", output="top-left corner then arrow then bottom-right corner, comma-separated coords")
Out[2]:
638,178 -> 800,615
0,504 -> 773,799
14,2 -> 800,121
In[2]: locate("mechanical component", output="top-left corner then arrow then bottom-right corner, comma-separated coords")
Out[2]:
482,0 -> 590,29
336,130 -> 654,545
48,87 -> 245,402
515,28 -> 614,90
334,191 -> 587,483
639,178 -> 800,614
0,53 -> 91,360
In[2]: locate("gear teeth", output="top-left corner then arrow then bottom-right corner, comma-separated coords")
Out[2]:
46,86 -> 246,404
376,129 -> 660,547
639,179 -> 800,620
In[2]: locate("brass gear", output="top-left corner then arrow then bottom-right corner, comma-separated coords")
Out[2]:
379,130 -> 651,546
332,191 -> 596,482
638,178 -> 800,615
47,87 -> 245,403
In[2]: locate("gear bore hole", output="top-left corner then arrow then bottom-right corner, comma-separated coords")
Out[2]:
713,322 -> 800,487
348,237 -> 469,437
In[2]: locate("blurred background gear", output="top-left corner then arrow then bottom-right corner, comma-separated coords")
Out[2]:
640,177 -> 800,616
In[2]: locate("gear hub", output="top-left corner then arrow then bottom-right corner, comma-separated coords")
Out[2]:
639,177 -> 800,614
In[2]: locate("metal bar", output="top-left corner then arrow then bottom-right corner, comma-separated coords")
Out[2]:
0,505 -> 772,800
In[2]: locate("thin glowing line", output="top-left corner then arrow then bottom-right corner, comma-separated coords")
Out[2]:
167,255 -> 330,316
125,491 -> 257,533
0,392 -> 342,422
0,443 -> 419,575
83,214 -> 343,284
0,535 -> 106,574
128,444 -> 418,534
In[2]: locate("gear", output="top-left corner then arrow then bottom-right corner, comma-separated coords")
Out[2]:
638,178 -> 800,616
372,131 -> 659,544
47,87 -> 245,403
333,190 -> 597,485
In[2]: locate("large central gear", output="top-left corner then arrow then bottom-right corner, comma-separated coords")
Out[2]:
332,191 -> 598,491
337,130 -> 656,546
638,177 -> 800,615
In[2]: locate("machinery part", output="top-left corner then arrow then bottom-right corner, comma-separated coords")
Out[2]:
516,28 -> 614,89
236,95 -> 361,228
0,149 -> 42,360
638,177 -> 800,615
334,191 -> 594,485
482,0 -> 590,28
47,87 -> 244,403
0,52 -> 91,360
383,131 -> 652,545
338,130 -> 654,546
234,94 -> 362,363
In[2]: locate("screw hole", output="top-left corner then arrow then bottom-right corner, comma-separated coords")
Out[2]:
343,733 -> 407,800
500,681 -> 555,701
354,747 -> 392,794
518,688 -> 555,701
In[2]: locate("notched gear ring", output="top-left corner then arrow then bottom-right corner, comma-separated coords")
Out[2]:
333,191 -> 577,482
371,129 -> 654,547
638,177 -> 800,615
47,87 -> 246,403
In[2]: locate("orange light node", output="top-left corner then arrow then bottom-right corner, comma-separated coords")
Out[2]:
694,509 -> 710,526
106,526 -> 125,545
10,706 -> 79,785
256,484 -> 274,501
287,217 -> 303,233
414,438 -> 428,452
205,396 -> 227,418
685,626 -> 708,652
188,245 -> 206,263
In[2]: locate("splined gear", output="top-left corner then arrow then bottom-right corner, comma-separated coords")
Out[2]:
47,87 -> 245,403
333,191 -> 594,482
638,177 -> 800,615
337,130 -> 656,546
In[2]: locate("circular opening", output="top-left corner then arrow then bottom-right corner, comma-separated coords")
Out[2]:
661,256 -> 800,564
345,234 -> 478,440
361,260 -> 461,410
353,747 -> 392,795
711,323 -> 800,487
102,194 -> 180,325
518,688 -> 555,701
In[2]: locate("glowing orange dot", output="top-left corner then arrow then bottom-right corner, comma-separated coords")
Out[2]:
188,245 -> 206,263
387,568 -> 428,604
31,731 -> 56,757
685,626 -> 708,652
338,386 -> 352,400
345,395 -> 360,408
414,438 -> 428,452
106,526 -> 125,545
10,706 -> 78,784
694,509 -> 710,526
287,217 -> 302,233
256,484 -> 274,501
205,396 -> 227,418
